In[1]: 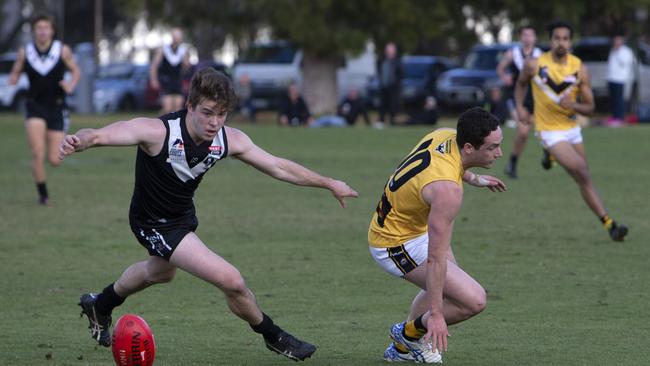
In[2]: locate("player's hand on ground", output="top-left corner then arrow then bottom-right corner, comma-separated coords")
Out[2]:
59,134 -> 81,160
58,80 -> 75,94
479,175 -> 507,192
424,313 -> 449,353
328,179 -> 358,208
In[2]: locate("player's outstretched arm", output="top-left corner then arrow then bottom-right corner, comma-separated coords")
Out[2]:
421,181 -> 463,353
462,171 -> 506,192
226,127 -> 358,207
59,118 -> 165,160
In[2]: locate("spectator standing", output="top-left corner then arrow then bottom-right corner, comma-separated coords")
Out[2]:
235,73 -> 256,122
607,29 -> 636,126
377,42 -> 402,126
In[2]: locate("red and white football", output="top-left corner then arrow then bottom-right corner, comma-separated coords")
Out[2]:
111,314 -> 156,366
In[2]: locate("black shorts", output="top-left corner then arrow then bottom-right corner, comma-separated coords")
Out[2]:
159,75 -> 183,96
129,214 -> 198,260
25,100 -> 70,132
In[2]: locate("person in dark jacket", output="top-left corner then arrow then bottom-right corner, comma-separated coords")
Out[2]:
377,42 -> 403,126
279,82 -> 313,126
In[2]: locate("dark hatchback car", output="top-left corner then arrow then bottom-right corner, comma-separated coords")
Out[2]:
367,55 -> 458,110
435,44 -> 512,108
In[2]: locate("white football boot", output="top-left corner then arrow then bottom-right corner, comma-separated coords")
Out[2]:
389,322 -> 443,363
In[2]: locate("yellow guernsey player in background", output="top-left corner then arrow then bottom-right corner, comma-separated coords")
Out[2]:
515,20 -> 628,242
369,107 -> 506,363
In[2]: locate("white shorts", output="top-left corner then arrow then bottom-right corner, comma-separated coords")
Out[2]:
369,233 -> 428,277
536,126 -> 583,148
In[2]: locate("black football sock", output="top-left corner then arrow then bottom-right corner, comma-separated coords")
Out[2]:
509,154 -> 518,166
413,314 -> 428,333
95,283 -> 125,315
36,182 -> 48,200
250,313 -> 283,343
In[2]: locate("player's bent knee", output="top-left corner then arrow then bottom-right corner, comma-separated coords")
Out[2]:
465,287 -> 487,316
219,273 -> 248,297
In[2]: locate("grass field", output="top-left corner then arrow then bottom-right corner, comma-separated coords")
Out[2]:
1,111 -> 649,366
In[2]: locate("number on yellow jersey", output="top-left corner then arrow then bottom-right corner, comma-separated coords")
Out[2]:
375,138 -> 433,227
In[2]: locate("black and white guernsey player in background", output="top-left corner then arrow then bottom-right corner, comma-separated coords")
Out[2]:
9,13 -> 80,205
496,26 -> 542,179
150,27 -> 192,114
60,68 -> 358,361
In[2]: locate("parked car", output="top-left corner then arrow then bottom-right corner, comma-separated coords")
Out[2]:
92,63 -> 152,113
233,40 -> 376,110
181,60 -> 229,96
366,55 -> 458,110
435,44 -> 511,108
232,41 -> 302,110
636,42 -> 650,121
573,37 -> 611,106
0,52 -> 28,111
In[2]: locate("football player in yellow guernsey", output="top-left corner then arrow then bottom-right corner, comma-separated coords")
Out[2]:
369,107 -> 507,363
515,20 -> 628,242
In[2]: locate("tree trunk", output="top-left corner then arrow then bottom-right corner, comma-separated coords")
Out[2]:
302,53 -> 338,115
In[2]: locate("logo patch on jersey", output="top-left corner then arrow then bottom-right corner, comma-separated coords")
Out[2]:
167,138 -> 185,163
170,139 -> 184,155
435,139 -> 452,155
208,145 -> 222,153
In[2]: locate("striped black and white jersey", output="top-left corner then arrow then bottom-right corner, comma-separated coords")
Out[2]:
24,40 -> 66,105
159,44 -> 187,81
129,109 -> 228,223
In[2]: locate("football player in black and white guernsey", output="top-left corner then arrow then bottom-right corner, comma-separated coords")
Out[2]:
61,68 -> 358,361
150,27 -> 192,114
496,25 -> 542,178
9,14 -> 80,205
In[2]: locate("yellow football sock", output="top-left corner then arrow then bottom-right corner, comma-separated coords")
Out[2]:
601,214 -> 613,229
394,342 -> 409,354
404,319 -> 427,340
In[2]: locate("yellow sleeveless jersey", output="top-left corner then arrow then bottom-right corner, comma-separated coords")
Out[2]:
531,51 -> 582,131
368,128 -> 464,248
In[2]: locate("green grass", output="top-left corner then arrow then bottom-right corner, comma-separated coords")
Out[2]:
1,111 -> 649,365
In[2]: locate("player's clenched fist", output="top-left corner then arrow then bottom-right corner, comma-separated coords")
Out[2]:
59,134 -> 81,160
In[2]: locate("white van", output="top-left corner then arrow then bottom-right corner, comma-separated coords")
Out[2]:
0,53 -> 28,111
232,41 -> 375,110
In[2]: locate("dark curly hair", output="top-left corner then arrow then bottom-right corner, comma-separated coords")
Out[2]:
547,20 -> 573,39
187,68 -> 238,111
456,107 -> 500,149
